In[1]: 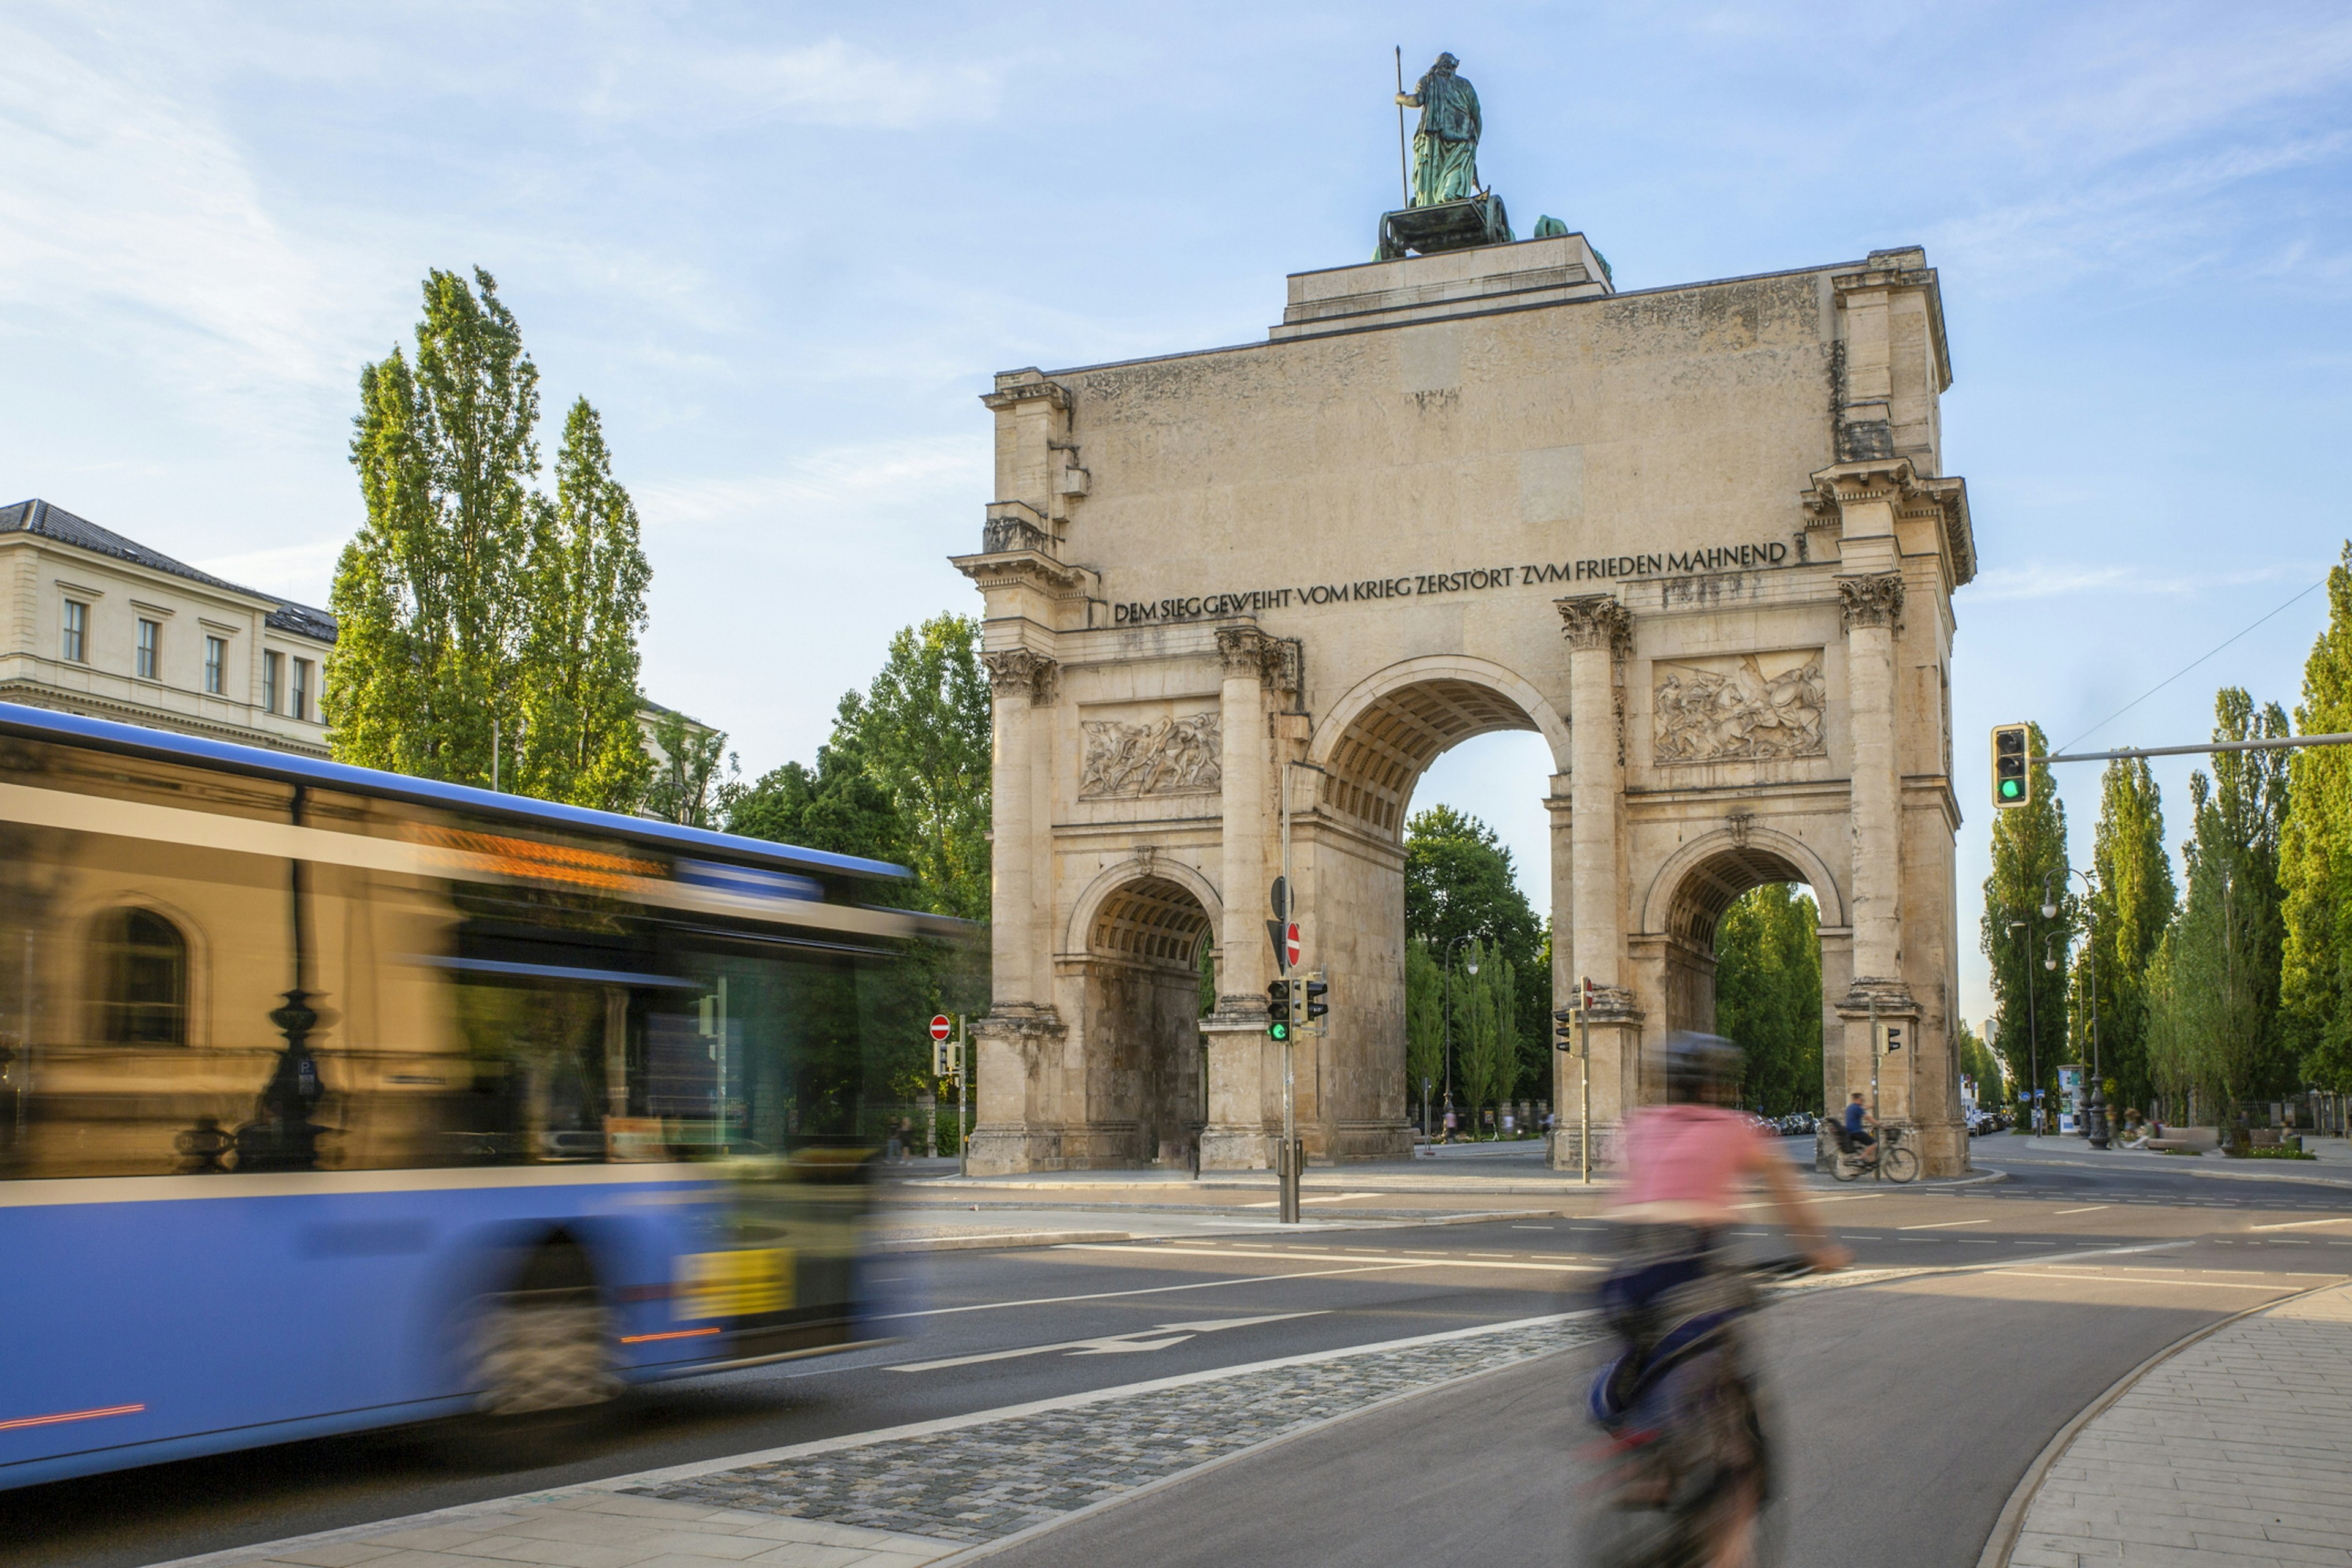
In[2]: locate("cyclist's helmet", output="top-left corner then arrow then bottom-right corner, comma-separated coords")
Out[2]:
1662,1030 -> 1744,1105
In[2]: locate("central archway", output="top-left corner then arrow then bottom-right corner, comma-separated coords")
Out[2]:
1294,657 -> 1570,1160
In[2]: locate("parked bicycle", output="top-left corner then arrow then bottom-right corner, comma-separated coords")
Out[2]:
1832,1122 -> 1918,1183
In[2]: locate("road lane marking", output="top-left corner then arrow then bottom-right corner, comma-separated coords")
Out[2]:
1239,1193 -> 1386,1209
2012,1272 -> 2316,1291
1057,1243 -> 1600,1274
1511,1225 -> 1555,1231
2251,1216 -> 2352,1231
2052,1205 -> 2110,1215
890,1311 -> 1329,1372
1898,1218 -> 1992,1231
872,1263 -> 1416,1321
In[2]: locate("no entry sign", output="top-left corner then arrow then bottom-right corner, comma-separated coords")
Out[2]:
930,1014 -> 952,1041
1285,923 -> 1301,970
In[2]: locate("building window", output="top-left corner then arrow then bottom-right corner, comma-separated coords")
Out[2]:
91,908 -> 189,1047
263,650 -> 282,713
204,635 -> 226,695
292,658 -> 312,722
62,599 -> 87,663
137,617 -> 160,680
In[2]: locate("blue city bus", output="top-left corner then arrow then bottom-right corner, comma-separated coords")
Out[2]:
0,701 -> 957,1489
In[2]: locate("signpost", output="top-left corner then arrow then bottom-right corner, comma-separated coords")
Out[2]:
929,1014 -> 970,1178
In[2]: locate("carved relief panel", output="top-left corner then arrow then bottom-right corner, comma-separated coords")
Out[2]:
1653,650 -> 1825,764
1080,712 -> 1222,798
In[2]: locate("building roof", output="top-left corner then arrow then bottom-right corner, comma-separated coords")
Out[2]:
1,498 -> 337,643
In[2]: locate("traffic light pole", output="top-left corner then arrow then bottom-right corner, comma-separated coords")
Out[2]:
957,1015 -> 970,1180
1578,1003 -> 1591,1185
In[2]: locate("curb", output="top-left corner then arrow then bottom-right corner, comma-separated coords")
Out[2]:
1971,1278 -> 2339,1568
1980,1153 -> 2352,1192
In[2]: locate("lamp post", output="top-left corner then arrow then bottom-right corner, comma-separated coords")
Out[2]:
2046,867 -> 2107,1148
1442,932 -> 1480,1142
2007,918 -> 2041,1136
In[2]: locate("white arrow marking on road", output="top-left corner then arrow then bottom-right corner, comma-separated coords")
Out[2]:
889,1311 -> 1327,1373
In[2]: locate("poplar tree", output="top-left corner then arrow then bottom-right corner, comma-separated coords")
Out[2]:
331,268 -> 539,783
2283,543 -> 2352,1089
331,269 -> 654,810
851,614 -> 992,921
2084,758 -> 2175,1110
1980,722 -> 2073,1103
1715,884 -> 1823,1114
516,399 -> 653,812
1405,937 -> 1446,1123
2148,690 -> 2293,1114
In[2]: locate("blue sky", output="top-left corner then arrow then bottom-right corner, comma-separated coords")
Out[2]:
4,2 -> 2348,1028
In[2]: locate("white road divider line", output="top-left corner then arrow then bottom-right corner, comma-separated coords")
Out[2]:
1898,1218 -> 1992,1230
2051,1205 -> 2110,1215
2251,1215 -> 2352,1231
1056,1242 -> 1600,1274
891,1311 -> 1329,1373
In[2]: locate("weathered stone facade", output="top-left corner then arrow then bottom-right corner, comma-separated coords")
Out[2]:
954,234 -> 1977,1177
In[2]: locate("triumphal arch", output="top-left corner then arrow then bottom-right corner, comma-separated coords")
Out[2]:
954,215 -> 1978,1178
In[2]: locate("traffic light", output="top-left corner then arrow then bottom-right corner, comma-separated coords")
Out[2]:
1552,1009 -> 1574,1052
1303,974 -> 1329,1025
1875,1020 -> 1905,1055
1267,980 -> 1291,1041
1992,723 -> 2030,810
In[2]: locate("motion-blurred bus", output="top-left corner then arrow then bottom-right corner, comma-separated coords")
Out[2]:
0,702 -> 961,1488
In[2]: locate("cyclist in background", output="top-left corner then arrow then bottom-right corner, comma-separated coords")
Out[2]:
1841,1092 -> 1877,1159
1591,1034 -> 1847,1567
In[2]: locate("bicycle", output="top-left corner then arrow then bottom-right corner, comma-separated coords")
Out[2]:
1579,1251 -> 1814,1567
1831,1123 -> 1918,1183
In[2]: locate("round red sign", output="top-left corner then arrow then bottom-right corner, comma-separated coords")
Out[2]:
930,1014 -> 952,1041
1285,923 -> 1301,969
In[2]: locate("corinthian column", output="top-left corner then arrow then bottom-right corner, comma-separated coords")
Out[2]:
1555,595 -> 1642,1152
973,646 -> 1060,1172
1838,573 -> 1906,998
1199,624 -> 1276,1169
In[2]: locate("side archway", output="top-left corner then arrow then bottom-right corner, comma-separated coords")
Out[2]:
1063,861 -> 1219,1166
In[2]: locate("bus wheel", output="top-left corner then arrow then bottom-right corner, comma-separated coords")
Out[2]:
473,1286 -> 618,1417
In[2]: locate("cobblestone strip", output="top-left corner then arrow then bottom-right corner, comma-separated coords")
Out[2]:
627,1315 -> 1606,1546
2007,1281 -> 2352,1568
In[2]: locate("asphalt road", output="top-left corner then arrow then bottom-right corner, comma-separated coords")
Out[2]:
6,1136 -> 2346,1568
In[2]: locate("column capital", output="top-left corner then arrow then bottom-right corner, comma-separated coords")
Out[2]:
1556,595 -> 1632,657
1213,623 -> 1295,695
1837,571 -> 1906,633
982,646 -> 1060,705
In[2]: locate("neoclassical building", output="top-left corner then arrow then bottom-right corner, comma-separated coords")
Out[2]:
1,499 -> 336,756
956,235 -> 1977,1177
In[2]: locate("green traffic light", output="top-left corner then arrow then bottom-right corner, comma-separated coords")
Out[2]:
1268,1021 -> 1290,1041
1999,778 -> 2022,799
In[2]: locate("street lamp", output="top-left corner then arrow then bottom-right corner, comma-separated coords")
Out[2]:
1442,932 -> 1481,1140
2007,918 -> 2041,1136
2047,865 -> 2108,1148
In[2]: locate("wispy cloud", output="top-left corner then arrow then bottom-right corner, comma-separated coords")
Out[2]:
192,538 -> 347,609
1969,560 -> 2326,602
637,435 -> 989,530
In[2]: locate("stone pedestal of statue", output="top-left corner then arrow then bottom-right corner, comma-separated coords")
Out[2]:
1377,193 -> 1512,260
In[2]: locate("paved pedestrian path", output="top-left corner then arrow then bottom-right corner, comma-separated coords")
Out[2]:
153,1314 -> 1608,1568
2005,1280 -> 2352,1567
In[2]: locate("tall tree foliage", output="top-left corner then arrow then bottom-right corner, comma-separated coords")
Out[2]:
1980,722 -> 2073,1104
643,709 -> 736,829
1956,1019 -> 2004,1106
725,614 -> 990,922
1713,884 -> 1822,1114
2083,758 -> 2175,1110
2283,543 -> 2352,1089
2147,689 -> 2293,1114
516,400 -> 652,811
1452,937 -> 1519,1123
331,268 -> 650,806
1403,805 -> 1548,1090
1405,937 -> 1445,1122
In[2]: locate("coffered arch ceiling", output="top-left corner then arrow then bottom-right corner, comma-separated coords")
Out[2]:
1317,677 -> 1544,839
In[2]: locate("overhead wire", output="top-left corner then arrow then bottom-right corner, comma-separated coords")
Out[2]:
2053,577 -> 2327,757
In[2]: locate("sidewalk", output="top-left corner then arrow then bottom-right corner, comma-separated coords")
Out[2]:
1983,1132 -> 2352,1191
2001,1281 -> 2352,1567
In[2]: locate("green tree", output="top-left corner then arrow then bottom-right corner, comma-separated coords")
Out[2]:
514,399 -> 652,812
843,614 -> 992,920
1956,1018 -> 2004,1106
1405,936 -> 1445,1125
1981,721 -> 2073,1106
727,697 -> 910,866
642,709 -> 736,828
2082,758 -> 2176,1112
331,267 -> 541,784
2283,543 -> 2352,1089
1454,938 -> 1516,1129
2147,688 -> 2293,1115
1403,805 -> 1548,1091
1714,884 -> 1822,1114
